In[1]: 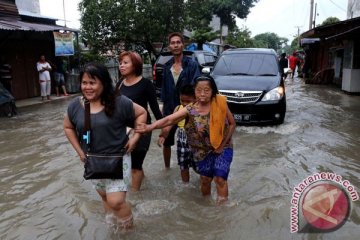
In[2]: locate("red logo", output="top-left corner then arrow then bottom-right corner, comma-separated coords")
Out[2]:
301,183 -> 350,231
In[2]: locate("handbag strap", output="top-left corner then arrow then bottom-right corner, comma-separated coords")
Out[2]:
81,96 -> 129,154
82,97 -> 91,152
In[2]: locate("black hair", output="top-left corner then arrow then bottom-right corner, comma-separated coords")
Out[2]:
79,62 -> 116,117
180,84 -> 195,97
194,75 -> 219,98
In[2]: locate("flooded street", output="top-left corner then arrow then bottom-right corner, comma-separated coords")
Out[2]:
1,79 -> 359,239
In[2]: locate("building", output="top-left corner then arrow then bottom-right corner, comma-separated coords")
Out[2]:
347,0 -> 360,19
0,0 -> 78,100
300,1 -> 360,93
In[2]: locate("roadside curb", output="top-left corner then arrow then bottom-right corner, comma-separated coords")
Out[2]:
15,93 -> 81,108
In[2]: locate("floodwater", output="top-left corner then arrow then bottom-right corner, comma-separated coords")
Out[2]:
1,79 -> 360,239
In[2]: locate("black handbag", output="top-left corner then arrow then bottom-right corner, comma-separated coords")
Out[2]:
82,98 -> 125,180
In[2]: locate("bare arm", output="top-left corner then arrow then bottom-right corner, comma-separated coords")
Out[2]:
125,102 -> 147,153
214,107 -> 236,153
63,114 -> 86,162
136,107 -> 188,133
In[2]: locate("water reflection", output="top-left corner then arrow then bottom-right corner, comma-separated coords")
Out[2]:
0,80 -> 359,239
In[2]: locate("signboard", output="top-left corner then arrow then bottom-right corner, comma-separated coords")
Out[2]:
53,32 -> 74,56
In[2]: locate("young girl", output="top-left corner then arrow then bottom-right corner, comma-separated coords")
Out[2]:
136,75 -> 236,204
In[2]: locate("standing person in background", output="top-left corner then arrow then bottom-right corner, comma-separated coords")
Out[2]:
0,56 -> 13,93
54,57 -> 69,97
161,32 -> 200,168
137,75 -> 236,204
279,53 -> 288,80
37,54 -> 52,101
288,52 -> 298,79
117,51 -> 163,191
64,62 -> 147,229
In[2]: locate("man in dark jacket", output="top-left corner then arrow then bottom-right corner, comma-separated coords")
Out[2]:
160,32 -> 200,168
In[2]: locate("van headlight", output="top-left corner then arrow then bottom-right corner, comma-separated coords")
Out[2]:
261,87 -> 284,101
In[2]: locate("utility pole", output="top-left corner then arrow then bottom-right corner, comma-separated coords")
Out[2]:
295,26 -> 301,46
63,0 -> 67,27
309,0 -> 314,30
313,3 -> 317,28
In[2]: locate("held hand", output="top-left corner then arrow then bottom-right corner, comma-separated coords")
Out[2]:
125,137 -> 137,154
157,136 -> 165,147
135,123 -> 152,133
213,145 -> 224,154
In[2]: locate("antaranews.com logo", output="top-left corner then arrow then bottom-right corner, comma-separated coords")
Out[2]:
290,172 -> 359,233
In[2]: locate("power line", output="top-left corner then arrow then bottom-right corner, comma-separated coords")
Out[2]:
328,0 -> 347,12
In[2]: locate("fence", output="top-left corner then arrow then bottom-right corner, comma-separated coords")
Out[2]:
65,64 -> 153,93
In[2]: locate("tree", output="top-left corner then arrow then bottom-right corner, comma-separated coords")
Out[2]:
319,17 -> 340,26
79,0 -> 187,59
185,0 -> 218,50
253,32 -> 288,52
79,0 -> 258,59
225,26 -> 254,48
210,0 -> 258,42
190,28 -> 219,50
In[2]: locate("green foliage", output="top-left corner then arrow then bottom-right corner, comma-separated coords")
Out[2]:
191,27 -> 219,50
79,0 -> 258,56
185,0 -> 213,30
225,26 -> 254,48
319,17 -> 340,26
253,32 -> 288,52
79,0 -> 187,57
210,0 -> 258,30
80,51 -> 106,66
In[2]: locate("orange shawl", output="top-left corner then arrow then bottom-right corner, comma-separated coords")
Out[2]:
210,94 -> 227,149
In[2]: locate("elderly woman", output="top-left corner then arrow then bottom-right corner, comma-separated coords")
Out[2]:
136,75 -> 236,204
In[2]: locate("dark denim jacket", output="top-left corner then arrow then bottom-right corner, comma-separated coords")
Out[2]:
161,56 -> 200,116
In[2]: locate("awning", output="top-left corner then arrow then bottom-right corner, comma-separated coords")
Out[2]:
0,19 -> 78,32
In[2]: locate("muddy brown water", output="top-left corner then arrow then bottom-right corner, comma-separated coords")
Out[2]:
0,79 -> 359,239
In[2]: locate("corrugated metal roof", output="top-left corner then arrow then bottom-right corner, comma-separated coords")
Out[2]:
0,19 -> 78,32
0,1 -> 20,19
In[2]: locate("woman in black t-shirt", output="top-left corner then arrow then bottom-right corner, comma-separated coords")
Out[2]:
117,51 -> 163,191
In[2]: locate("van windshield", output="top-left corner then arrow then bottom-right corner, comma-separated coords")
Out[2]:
213,53 -> 278,76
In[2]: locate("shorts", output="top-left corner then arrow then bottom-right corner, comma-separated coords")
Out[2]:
194,148 -> 233,180
91,153 -> 131,193
131,132 -> 151,170
176,128 -> 193,170
163,125 -> 177,147
55,72 -> 65,86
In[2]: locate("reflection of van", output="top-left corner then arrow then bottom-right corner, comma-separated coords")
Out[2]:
152,50 -> 218,96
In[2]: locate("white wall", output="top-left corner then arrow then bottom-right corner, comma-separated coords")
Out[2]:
347,0 -> 360,19
15,0 -> 40,13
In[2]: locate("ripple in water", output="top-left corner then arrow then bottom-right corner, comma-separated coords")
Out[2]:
134,199 -> 178,216
235,121 -> 301,135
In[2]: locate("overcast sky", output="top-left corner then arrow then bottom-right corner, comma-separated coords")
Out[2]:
39,0 -> 349,43
237,0 -> 348,42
